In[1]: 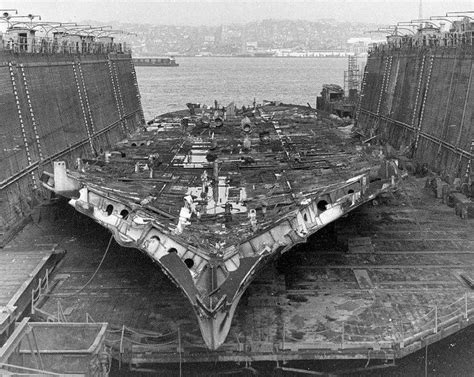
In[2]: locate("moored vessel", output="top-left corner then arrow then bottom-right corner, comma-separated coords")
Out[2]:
133,56 -> 179,66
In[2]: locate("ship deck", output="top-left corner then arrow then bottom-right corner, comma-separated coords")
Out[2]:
5,174 -> 473,371
60,104 -> 382,249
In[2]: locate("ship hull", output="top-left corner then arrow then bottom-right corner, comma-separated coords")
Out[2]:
42,142 -> 400,349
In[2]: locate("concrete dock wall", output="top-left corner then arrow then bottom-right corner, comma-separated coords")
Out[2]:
0,52 -> 143,236
358,46 -> 473,186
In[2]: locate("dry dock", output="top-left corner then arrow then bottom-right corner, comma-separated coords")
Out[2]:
3,174 -> 474,374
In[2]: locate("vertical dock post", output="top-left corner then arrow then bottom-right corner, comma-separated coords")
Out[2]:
119,324 -> 125,369
341,322 -> 345,349
465,293 -> 468,320
282,320 -> 285,350
178,326 -> 183,377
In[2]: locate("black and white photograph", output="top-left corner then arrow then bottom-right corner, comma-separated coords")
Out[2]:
0,1 -> 473,375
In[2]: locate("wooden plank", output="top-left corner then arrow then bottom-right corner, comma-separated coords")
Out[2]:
353,269 -> 374,289
0,248 -> 63,335
0,318 -> 30,362
348,237 -> 374,253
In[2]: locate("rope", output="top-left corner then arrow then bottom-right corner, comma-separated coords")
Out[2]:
47,235 -> 114,298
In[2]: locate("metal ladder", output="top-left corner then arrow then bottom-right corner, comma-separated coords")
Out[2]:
414,55 -> 434,152
8,62 -> 36,187
72,61 -> 95,153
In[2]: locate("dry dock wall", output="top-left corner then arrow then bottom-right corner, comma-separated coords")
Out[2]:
358,46 -> 473,186
0,52 -> 143,235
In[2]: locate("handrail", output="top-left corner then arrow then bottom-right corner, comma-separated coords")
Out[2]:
31,268 -> 50,315
112,293 -> 474,359
1,36 -> 131,55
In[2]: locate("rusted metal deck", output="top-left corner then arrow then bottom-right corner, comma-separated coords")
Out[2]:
4,174 -> 465,371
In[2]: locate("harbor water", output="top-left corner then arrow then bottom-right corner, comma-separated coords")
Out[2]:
136,56 -> 349,119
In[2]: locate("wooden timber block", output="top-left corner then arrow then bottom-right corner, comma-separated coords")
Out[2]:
348,237 -> 374,253
353,269 -> 374,289
435,177 -> 444,198
442,184 -> 452,204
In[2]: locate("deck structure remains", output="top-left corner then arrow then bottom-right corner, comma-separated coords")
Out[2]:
41,104 -> 400,349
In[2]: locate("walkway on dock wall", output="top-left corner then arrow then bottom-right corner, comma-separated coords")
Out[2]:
0,52 -> 144,239
357,46 -> 474,188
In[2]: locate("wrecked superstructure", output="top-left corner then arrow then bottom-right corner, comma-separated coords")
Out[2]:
317,56 -> 361,123
42,103 -> 401,349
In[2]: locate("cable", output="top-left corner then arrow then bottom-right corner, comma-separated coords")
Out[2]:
47,234 -> 114,298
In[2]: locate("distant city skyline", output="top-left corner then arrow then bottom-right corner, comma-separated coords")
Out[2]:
1,0 -> 472,26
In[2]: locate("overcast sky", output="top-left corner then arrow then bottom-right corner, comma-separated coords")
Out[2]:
2,1 -> 472,26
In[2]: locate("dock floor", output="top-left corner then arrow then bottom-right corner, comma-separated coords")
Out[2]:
6,176 -> 474,372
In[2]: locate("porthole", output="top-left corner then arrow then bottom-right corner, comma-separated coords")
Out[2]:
184,258 -> 194,269
317,200 -> 328,212
150,235 -> 161,243
120,209 -> 129,219
105,204 -> 114,216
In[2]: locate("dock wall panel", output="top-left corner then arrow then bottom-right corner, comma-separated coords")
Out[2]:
360,55 -> 385,114
26,63 -> 86,158
116,59 -> 141,117
358,46 -> 474,182
82,60 -> 120,135
0,52 -> 144,236
0,65 -> 29,182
